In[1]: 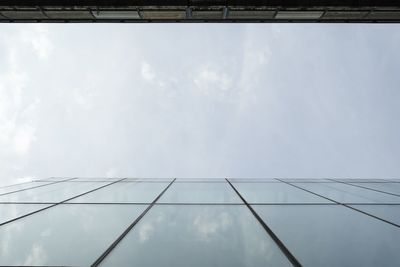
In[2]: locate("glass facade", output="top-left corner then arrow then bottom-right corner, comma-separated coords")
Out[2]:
0,178 -> 399,266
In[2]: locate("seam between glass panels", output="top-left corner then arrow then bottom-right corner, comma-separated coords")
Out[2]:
0,177 -> 77,197
226,178 -> 302,267
276,179 -> 400,228
0,180 -> 46,189
1,202 -> 399,205
90,178 -> 177,267
328,179 -> 400,198
0,178 -> 126,227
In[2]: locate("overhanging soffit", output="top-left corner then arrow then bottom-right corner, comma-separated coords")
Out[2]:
0,0 -> 400,22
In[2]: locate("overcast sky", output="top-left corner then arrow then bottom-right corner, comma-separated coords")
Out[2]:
0,23 -> 399,185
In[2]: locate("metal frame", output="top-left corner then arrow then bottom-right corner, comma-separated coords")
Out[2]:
1,0 -> 400,23
0,177 -> 399,266
276,178 -> 400,228
0,178 -> 125,227
91,178 -> 176,267
329,178 -> 400,197
226,178 -> 302,267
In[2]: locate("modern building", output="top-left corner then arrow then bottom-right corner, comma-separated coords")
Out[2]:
0,177 -> 399,266
1,0 -> 400,23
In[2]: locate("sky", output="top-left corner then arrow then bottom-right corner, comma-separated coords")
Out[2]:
0,23 -> 399,185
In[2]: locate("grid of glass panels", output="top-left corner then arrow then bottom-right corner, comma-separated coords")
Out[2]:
0,178 -> 399,267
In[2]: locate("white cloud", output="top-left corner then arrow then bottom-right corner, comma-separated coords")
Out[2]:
193,212 -> 232,242
16,176 -> 36,183
139,223 -> 154,242
21,25 -> 53,60
141,62 -> 155,82
193,66 -> 232,96
106,168 -> 118,178
73,88 -> 94,110
13,125 -> 36,156
0,70 -> 37,157
23,244 -> 48,265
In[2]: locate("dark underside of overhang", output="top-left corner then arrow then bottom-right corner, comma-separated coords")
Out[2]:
0,0 -> 400,22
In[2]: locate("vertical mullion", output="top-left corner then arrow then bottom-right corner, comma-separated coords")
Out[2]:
91,178 -> 176,267
225,178 -> 302,267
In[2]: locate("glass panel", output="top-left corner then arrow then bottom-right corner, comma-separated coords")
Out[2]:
351,183 -> 400,195
0,182 -> 53,196
386,179 -> 400,183
34,177 -> 72,182
253,205 -> 400,267
0,204 -> 147,266
72,178 -> 123,182
228,178 -> 278,182
100,205 -> 292,267
294,182 -> 400,203
232,182 -> 330,203
135,178 -> 173,182
279,179 -> 332,183
69,182 -> 169,203
350,205 -> 400,225
334,179 -> 389,183
158,182 -> 242,203
0,182 -> 109,203
175,178 -> 226,182
0,204 -> 50,224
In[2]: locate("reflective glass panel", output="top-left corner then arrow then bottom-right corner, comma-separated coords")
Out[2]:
158,182 -> 242,203
279,179 -> 332,183
253,205 -> 400,267
350,205 -> 400,225
232,182 -> 330,203
0,182 -> 109,203
294,182 -> 400,203
351,183 -> 400,195
69,182 -> 169,203
135,178 -> 173,182
0,204 -> 147,266
0,182 -> 53,196
229,178 -> 277,182
72,178 -> 123,182
100,205 -> 292,267
0,204 -> 49,224
334,179 -> 389,183
386,179 -> 400,183
175,178 -> 226,182
34,178 -> 72,182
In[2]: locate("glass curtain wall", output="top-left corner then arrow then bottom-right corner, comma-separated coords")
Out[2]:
0,178 -> 399,266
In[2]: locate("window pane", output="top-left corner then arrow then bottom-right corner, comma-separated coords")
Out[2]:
351,183 -> 400,195
350,205 -> 400,225
232,182 -> 330,203
294,182 -> 400,203
158,182 -> 242,203
0,204 -> 49,224
0,182 -> 109,203
175,178 -> 226,182
0,204 -> 147,266
334,179 -> 389,183
229,178 -> 277,182
100,205 -> 292,267
253,205 -> 400,267
0,182 -> 52,196
72,178 -> 123,182
135,178 -> 173,182
69,182 -> 169,203
280,179 -> 333,183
